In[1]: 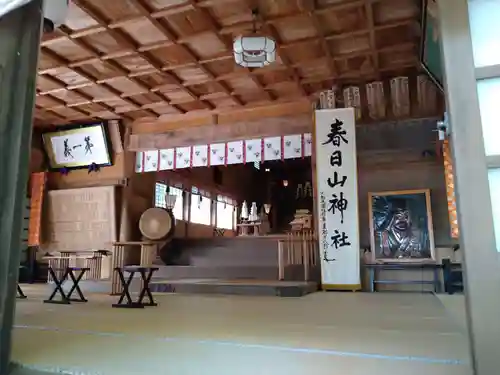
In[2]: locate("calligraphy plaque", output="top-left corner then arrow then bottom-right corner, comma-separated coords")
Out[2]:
314,108 -> 360,289
368,189 -> 435,262
42,122 -> 112,170
44,186 -> 117,278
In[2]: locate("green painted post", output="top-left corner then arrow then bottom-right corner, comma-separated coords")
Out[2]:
0,1 -> 43,373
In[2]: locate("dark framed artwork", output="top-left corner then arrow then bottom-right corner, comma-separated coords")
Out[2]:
368,189 -> 435,262
420,0 -> 444,91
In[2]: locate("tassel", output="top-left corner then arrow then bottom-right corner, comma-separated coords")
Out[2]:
88,162 -> 100,174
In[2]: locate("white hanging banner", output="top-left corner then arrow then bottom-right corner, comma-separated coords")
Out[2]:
135,132 -> 314,172
314,108 -> 360,290
283,134 -> 302,159
226,141 -> 243,165
245,139 -> 262,163
303,133 -> 313,156
263,136 -> 282,161
192,144 -> 209,167
143,150 -> 159,172
135,151 -> 144,173
209,143 -> 226,166
175,146 -> 191,169
159,149 -> 175,170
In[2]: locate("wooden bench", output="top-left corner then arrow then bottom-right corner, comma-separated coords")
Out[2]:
43,264 -> 90,304
364,262 -> 442,293
42,252 -> 109,304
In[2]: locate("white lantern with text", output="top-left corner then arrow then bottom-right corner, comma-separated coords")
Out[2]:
233,36 -> 276,68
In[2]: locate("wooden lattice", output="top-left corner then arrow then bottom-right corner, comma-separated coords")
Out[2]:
443,140 -> 459,238
28,172 -> 47,246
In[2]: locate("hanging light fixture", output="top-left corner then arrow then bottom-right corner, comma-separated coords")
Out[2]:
164,186 -> 177,211
234,9 -> 276,68
165,194 -> 177,211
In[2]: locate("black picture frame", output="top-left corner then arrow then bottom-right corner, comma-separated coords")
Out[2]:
420,0 -> 444,92
368,189 -> 436,263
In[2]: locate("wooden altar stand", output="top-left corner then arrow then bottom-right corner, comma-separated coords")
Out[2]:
110,241 -> 160,295
237,222 -> 261,236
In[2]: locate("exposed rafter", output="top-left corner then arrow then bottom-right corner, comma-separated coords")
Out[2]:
34,0 -> 422,126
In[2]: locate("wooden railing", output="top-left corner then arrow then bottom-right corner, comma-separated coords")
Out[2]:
46,250 -> 107,282
277,231 -> 319,281
110,241 -> 161,295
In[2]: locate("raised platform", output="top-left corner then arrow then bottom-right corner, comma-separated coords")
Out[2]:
149,278 -> 318,297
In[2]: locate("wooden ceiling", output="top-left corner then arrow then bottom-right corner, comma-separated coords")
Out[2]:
34,0 -> 422,126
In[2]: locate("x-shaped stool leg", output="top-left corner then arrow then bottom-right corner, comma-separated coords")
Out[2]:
137,269 -> 157,307
44,268 -> 70,304
16,284 -> 27,299
112,269 -> 144,309
67,269 -> 88,302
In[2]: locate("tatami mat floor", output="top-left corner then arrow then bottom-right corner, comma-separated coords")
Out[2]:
12,285 -> 472,375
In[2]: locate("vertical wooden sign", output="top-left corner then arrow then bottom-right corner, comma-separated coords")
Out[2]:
28,171 -> 46,246
314,108 -> 360,290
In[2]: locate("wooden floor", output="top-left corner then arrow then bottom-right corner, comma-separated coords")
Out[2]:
12,285 -> 472,375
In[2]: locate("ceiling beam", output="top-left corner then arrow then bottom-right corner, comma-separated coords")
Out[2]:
129,99 -> 313,135
128,112 -> 312,151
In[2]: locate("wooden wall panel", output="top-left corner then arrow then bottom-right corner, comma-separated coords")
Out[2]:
43,186 -> 117,277
47,152 -> 127,189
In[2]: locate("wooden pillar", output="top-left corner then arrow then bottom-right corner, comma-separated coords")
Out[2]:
111,244 -> 125,295
84,254 -> 102,280
140,243 -> 156,266
438,1 -> 500,373
0,1 -> 43,372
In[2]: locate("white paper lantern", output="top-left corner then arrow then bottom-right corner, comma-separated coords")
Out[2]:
366,81 -> 386,119
233,36 -> 276,68
417,75 -> 437,115
343,86 -> 362,120
390,76 -> 410,117
319,89 -> 337,109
